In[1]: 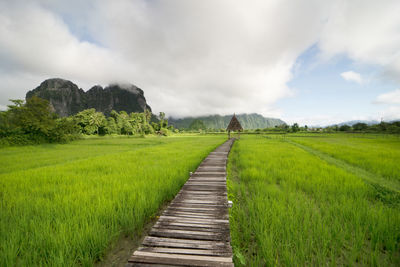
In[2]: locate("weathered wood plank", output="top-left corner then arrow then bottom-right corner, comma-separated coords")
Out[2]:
164,209 -> 227,216
152,225 -> 229,234
177,190 -> 228,196
158,218 -> 229,226
129,251 -> 234,266
138,247 -> 232,257
143,237 -> 230,248
161,213 -> 228,220
154,221 -> 228,229
191,173 -> 226,177
149,229 -> 229,241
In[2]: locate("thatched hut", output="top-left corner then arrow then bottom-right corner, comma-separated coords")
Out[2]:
226,114 -> 243,139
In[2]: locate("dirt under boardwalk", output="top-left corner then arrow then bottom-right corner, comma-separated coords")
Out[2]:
127,138 -> 235,267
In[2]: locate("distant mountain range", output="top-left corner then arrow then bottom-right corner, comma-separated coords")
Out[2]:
168,113 -> 286,130
336,120 -> 380,126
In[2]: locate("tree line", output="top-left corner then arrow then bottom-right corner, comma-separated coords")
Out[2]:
251,121 -> 400,133
0,97 -> 173,145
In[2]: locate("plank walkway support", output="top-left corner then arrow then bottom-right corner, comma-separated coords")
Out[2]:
127,139 -> 235,267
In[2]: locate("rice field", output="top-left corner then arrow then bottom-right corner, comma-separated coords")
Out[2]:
287,133 -> 400,183
227,134 -> 400,266
0,135 -> 225,266
2,133 -> 400,266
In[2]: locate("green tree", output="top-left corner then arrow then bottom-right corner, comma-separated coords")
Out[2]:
105,117 -> 118,134
339,124 -> 351,131
74,109 -> 106,135
0,97 -> 80,144
159,112 -> 168,128
353,123 -> 368,131
291,123 -> 300,132
110,110 -> 122,134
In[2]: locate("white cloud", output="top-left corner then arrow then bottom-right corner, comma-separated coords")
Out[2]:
318,0 -> 400,82
375,89 -> 400,105
282,114 -> 380,127
0,0 -> 331,117
374,89 -> 400,121
380,105 -> 400,121
0,0 -> 399,121
340,71 -> 363,84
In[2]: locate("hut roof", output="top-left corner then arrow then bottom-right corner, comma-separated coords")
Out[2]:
227,114 -> 243,131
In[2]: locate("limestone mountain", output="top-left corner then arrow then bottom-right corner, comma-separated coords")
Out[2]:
26,78 -> 152,117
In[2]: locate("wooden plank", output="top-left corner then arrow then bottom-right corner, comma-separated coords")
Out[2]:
143,237 -> 230,247
175,195 -> 227,199
126,263 -> 178,267
197,167 -> 226,170
161,213 -> 228,221
166,206 -> 224,212
129,251 -> 233,267
168,204 -> 228,209
159,215 -> 229,224
161,213 -> 228,220
171,199 -> 227,203
152,225 -> 229,233
163,210 -> 227,216
185,181 -> 226,185
154,221 -> 228,229
164,211 -> 228,216
138,247 -> 232,257
149,229 -> 229,241
199,163 -> 226,167
172,199 -> 225,204
191,172 -> 225,176
166,203 -> 228,209
158,219 -> 229,228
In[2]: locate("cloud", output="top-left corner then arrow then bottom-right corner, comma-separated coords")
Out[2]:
374,89 -> 400,121
282,114 -> 379,127
318,0 -> 400,82
0,0 -> 399,122
380,105 -> 400,121
340,71 -> 363,84
375,89 -> 400,105
0,0 -> 330,117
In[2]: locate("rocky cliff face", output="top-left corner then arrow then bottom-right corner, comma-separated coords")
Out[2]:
26,78 -> 152,116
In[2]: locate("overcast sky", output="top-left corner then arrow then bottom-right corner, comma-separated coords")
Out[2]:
1,0 -> 399,125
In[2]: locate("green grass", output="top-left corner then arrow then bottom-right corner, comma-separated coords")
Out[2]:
0,135 -> 225,266
287,133 -> 400,182
228,134 -> 400,266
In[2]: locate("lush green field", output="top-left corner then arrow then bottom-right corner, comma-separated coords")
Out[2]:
228,134 -> 400,266
287,133 -> 400,182
0,135 -> 225,266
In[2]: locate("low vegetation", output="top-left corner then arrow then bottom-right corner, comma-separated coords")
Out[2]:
0,135 -> 225,266
0,98 -> 174,146
228,134 -> 400,266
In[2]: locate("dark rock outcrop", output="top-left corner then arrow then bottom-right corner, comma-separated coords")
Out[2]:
26,78 -> 152,117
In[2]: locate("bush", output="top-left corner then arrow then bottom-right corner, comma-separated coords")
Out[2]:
339,125 -> 351,131
157,128 -> 170,136
0,98 -> 80,145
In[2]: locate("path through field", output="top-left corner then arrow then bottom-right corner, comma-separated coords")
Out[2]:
127,139 -> 235,266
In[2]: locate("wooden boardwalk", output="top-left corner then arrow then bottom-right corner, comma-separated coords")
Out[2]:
127,139 -> 235,267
